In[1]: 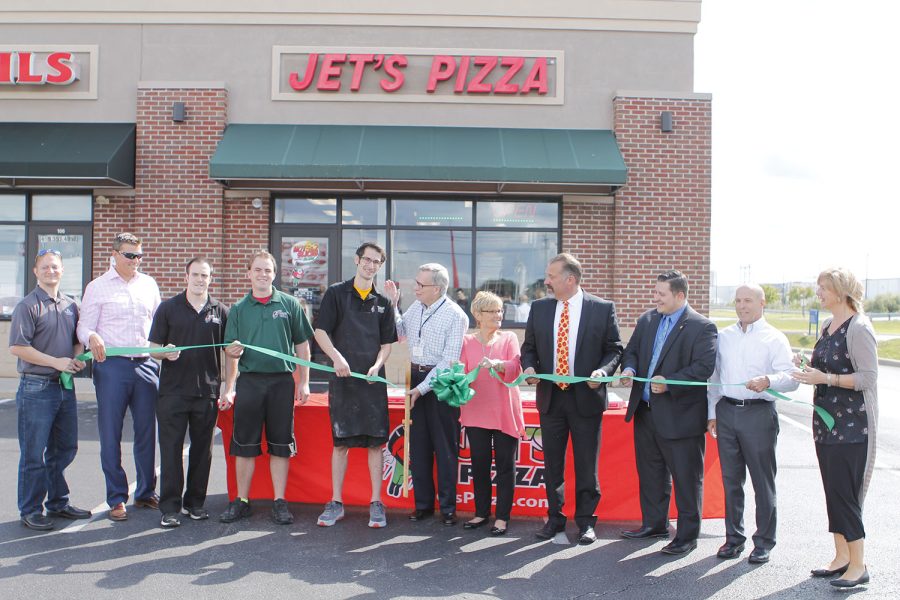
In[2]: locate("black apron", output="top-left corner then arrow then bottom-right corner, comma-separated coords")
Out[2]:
328,291 -> 389,440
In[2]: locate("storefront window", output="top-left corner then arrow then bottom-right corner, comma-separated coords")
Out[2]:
392,199 -> 472,227
392,229 -> 472,312
341,229 -> 387,282
0,195 -> 26,221
476,231 -> 556,323
342,198 -> 386,226
32,194 -> 92,221
477,200 -> 558,229
274,198 -> 337,223
0,225 -> 26,318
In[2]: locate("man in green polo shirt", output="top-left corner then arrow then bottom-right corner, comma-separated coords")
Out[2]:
219,250 -> 312,525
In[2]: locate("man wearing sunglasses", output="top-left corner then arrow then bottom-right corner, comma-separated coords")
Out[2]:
77,233 -> 162,522
9,249 -> 91,531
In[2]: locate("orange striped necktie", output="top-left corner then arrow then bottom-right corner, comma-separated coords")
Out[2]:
555,300 -> 570,389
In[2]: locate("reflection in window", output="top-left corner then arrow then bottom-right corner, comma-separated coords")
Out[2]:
392,200 -> 472,227
32,195 -> 92,221
477,201 -> 558,229
341,229 -> 387,284
274,198 -> 337,223
476,231 -> 557,323
342,198 -> 386,226
0,195 -> 26,221
36,233 -> 86,302
0,225 -> 26,317
392,230 -> 472,312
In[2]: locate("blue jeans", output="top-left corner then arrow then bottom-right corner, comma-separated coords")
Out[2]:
93,357 -> 159,506
17,375 -> 79,517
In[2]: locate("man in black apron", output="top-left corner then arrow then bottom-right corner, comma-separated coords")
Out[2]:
313,242 -> 397,528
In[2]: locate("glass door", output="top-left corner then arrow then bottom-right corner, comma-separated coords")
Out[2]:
271,227 -> 338,385
27,224 -> 92,302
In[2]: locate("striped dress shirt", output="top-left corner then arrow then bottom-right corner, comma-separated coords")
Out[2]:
396,295 -> 469,394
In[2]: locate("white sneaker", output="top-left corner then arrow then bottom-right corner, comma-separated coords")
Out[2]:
317,501 -> 344,526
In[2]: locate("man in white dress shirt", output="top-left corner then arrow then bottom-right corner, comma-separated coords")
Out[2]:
707,284 -> 798,564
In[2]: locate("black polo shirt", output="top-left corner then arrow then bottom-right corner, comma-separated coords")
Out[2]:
149,291 -> 229,398
315,278 -> 397,345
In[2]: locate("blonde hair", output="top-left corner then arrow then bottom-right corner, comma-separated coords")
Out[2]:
818,267 -> 865,313
470,291 -> 503,322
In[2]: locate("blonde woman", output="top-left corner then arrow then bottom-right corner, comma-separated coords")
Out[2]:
459,291 -> 525,535
792,268 -> 878,589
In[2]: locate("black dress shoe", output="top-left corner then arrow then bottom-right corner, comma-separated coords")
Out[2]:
21,513 -> 54,531
535,521 -> 565,540
408,509 -> 434,521
578,526 -> 597,545
830,568 -> 869,588
661,538 -> 697,555
490,525 -> 507,536
811,564 -> 849,578
716,542 -> 745,559
620,525 -> 669,539
47,504 -> 92,520
441,512 -> 457,526
748,548 -> 770,564
463,517 -> 488,529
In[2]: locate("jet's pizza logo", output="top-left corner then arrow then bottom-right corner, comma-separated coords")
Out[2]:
457,425 -> 546,490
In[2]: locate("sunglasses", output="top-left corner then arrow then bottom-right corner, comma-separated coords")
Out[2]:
119,251 -> 144,260
37,248 -> 62,257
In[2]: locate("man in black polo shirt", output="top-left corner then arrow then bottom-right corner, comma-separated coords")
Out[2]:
9,249 -> 91,531
149,257 -> 230,528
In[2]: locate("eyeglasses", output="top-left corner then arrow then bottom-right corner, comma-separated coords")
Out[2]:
358,256 -> 383,268
479,308 -> 504,314
414,280 -> 438,289
37,249 -> 62,257
119,251 -> 144,260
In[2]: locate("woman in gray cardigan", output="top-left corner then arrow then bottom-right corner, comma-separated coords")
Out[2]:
793,267 -> 878,590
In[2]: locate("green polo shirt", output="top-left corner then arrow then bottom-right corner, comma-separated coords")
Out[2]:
224,289 -> 313,373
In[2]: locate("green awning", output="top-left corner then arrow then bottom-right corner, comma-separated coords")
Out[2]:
0,123 -> 135,189
210,125 -> 626,195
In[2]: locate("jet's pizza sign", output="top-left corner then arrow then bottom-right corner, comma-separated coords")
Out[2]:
273,46 -> 564,105
0,45 -> 98,99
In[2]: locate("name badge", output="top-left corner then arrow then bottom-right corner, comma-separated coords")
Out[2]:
411,346 -> 425,361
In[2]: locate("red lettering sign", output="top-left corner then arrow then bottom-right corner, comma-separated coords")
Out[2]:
0,51 -> 80,86
380,55 -> 407,92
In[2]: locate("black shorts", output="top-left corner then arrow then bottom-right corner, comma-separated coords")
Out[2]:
230,372 -> 296,458
333,434 -> 388,448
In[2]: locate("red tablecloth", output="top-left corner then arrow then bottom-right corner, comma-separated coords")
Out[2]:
217,389 -> 725,521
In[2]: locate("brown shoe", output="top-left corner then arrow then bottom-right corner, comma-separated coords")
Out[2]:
109,502 -> 128,521
134,494 -> 159,510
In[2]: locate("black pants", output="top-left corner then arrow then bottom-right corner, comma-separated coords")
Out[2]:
157,394 -> 218,514
634,402 -> 705,541
816,441 -> 867,542
466,426 -> 518,521
540,385 -> 603,529
410,370 -> 460,514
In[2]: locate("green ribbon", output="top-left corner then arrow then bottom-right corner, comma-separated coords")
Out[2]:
60,342 -> 834,431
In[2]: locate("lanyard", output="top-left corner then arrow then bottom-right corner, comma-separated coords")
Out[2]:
418,298 -> 448,339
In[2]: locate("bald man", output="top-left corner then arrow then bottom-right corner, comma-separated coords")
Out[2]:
707,284 -> 798,564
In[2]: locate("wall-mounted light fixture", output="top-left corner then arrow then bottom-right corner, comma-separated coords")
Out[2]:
660,111 -> 673,133
251,197 -> 263,209
172,102 -> 186,123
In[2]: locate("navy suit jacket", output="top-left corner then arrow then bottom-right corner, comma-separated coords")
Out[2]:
622,305 -> 718,439
521,293 -> 623,416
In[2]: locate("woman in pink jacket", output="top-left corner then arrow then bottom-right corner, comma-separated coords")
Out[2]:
459,291 -> 525,535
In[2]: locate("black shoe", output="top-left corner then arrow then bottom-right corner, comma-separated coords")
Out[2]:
21,513 -> 54,531
578,526 -> 597,545
830,569 -> 869,588
181,506 -> 209,520
535,521 -> 565,540
716,542 -> 745,559
408,509 -> 434,521
441,512 -> 457,526
463,517 -> 488,530
46,504 -> 92,520
490,525 -> 508,536
160,513 -> 181,528
748,548 -> 770,564
219,499 -> 251,523
661,539 -> 697,556
811,564 -> 849,578
271,499 -> 294,525
620,525 -> 670,539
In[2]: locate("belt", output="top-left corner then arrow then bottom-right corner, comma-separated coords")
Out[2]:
410,363 -> 436,373
723,396 -> 769,407
22,373 -> 61,383
111,355 -> 149,362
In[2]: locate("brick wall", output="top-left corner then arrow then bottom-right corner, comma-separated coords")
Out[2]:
612,95 -> 712,325
221,195 -> 271,304
124,85 -> 228,299
562,198 -> 615,300
91,194 -> 135,276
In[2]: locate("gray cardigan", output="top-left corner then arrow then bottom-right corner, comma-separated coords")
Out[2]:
824,313 -> 878,502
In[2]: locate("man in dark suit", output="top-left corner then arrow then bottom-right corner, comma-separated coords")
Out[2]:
619,270 -> 717,556
521,253 -> 623,544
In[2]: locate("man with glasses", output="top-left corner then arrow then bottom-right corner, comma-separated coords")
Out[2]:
385,264 -> 469,526
9,249 -> 91,531
313,242 -> 397,528
78,233 -> 161,522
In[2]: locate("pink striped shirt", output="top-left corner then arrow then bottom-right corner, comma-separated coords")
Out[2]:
77,267 -> 161,356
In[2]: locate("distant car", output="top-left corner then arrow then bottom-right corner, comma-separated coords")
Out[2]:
1,296 -> 23,318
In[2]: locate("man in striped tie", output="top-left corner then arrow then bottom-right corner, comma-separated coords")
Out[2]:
521,253 -> 623,544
